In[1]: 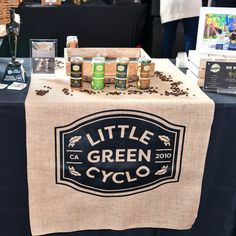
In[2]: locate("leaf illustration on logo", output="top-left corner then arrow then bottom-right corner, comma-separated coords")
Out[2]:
68,166 -> 81,177
68,136 -> 81,148
158,135 -> 170,146
155,165 -> 168,175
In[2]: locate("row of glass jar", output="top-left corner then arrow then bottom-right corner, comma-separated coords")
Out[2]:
70,56 -> 152,91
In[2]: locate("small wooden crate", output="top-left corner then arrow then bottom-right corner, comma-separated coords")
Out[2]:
64,48 -> 155,83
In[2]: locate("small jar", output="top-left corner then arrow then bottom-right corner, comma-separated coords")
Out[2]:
66,36 -> 78,48
91,57 -> 105,90
70,57 -> 83,89
115,57 -> 129,90
137,57 -> 151,90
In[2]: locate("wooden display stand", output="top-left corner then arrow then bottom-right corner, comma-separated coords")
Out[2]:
64,48 -> 155,83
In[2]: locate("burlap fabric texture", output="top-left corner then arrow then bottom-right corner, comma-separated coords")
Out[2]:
25,59 -> 214,235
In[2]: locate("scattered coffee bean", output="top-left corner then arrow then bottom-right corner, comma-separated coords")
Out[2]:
62,88 -> 74,96
55,60 -> 65,70
154,71 -> 173,82
35,89 -> 49,96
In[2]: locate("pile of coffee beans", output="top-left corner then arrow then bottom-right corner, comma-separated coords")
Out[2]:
154,71 -> 173,82
35,86 -> 52,96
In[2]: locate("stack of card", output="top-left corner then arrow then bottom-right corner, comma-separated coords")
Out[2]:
187,50 -> 236,87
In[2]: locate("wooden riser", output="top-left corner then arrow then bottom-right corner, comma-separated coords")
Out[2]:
64,47 -> 155,80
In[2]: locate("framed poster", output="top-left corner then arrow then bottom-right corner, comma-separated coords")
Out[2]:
30,39 -> 57,77
196,7 -> 236,56
204,61 -> 236,93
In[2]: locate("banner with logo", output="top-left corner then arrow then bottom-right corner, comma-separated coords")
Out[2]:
25,59 -> 214,236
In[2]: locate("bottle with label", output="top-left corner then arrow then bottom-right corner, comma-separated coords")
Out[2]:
137,57 -> 151,90
66,36 -> 78,48
70,57 -> 83,88
91,57 -> 105,90
115,57 -> 129,90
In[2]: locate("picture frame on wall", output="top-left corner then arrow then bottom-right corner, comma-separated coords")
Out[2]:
196,7 -> 236,56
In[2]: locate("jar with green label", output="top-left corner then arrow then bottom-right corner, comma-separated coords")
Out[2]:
70,57 -> 83,88
115,57 -> 129,90
91,57 -> 105,90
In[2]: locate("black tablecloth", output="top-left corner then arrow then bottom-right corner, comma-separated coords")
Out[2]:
216,0 -> 236,7
0,1 -> 147,57
0,58 -> 236,236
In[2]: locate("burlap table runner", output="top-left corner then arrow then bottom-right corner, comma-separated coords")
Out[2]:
25,59 -> 214,236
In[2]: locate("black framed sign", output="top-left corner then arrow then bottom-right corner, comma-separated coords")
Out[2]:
30,39 -> 57,76
204,61 -> 236,93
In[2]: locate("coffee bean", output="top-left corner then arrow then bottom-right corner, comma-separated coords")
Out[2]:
35,89 -> 49,96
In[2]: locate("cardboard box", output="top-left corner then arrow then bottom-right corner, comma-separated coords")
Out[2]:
188,50 -> 236,69
186,69 -> 204,87
187,60 -> 206,79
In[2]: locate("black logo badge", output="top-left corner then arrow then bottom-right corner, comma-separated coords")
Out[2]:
55,110 -> 185,197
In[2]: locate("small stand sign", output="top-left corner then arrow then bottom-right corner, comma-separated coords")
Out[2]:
204,61 -> 236,94
30,39 -> 57,77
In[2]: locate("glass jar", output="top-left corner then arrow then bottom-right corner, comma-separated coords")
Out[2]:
66,36 -> 78,48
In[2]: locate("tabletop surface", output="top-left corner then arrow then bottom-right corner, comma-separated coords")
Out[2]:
0,57 -> 236,236
1,57 -> 236,105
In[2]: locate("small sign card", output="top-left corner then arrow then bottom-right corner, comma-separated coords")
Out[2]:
0,83 -> 8,89
204,61 -> 236,93
7,82 -> 27,90
30,39 -> 57,76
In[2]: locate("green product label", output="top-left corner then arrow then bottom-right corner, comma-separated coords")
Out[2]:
92,76 -> 104,90
116,63 -> 128,79
93,63 -> 105,78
